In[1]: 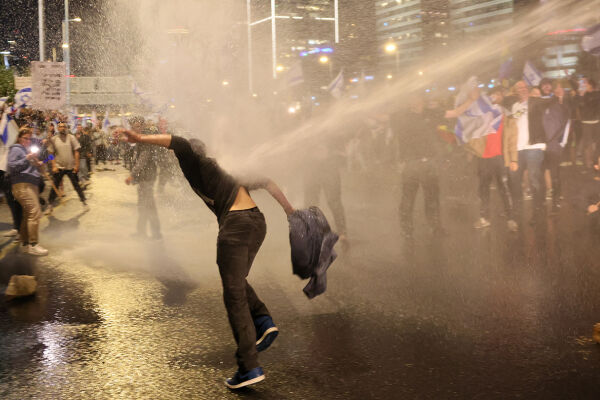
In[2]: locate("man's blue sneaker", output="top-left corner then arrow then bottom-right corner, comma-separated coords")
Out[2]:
255,315 -> 279,352
225,367 -> 265,389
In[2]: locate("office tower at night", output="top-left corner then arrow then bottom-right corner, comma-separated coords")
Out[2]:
247,0 -> 339,93
376,0 -> 450,72
449,0 -> 514,37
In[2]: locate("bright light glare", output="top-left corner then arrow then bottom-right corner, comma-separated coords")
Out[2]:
385,42 -> 397,53
276,65 -> 285,72
386,74 -> 393,79
288,106 -> 297,114
62,43 -> 69,49
30,146 -> 40,154
319,56 -> 329,64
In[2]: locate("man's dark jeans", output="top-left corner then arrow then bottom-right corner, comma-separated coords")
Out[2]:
478,156 -> 512,219
400,159 -> 441,235
544,150 -> 562,207
508,149 -> 545,218
49,169 -> 86,204
217,208 -> 270,373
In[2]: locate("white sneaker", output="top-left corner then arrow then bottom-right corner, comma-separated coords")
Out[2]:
28,244 -> 49,256
474,217 -> 491,229
507,219 -> 519,232
3,229 -> 18,237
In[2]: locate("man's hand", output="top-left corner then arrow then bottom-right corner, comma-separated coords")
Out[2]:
52,166 -> 59,174
26,153 -> 38,161
115,128 -> 142,144
73,166 -> 79,174
125,176 -> 134,185
588,204 -> 599,214
510,162 -> 518,172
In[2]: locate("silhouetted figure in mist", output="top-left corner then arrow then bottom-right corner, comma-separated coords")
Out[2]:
125,117 -> 161,240
391,94 -> 445,237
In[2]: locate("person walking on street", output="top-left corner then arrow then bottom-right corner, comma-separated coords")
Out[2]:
47,122 -> 88,212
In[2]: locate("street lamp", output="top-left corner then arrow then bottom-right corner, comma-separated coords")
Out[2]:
319,55 -> 333,79
62,0 -> 82,108
384,41 -> 400,73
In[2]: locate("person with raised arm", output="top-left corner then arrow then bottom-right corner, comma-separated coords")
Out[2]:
116,128 -> 294,390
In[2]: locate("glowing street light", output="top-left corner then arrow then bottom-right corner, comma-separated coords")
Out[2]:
319,55 -> 329,64
275,64 -> 284,72
222,80 -> 230,86
387,74 -> 393,80
384,41 -> 400,73
384,42 -> 397,54
418,70 -> 424,76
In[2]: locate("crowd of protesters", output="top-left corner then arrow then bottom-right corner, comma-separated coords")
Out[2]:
0,105 -> 182,256
1,74 -> 599,255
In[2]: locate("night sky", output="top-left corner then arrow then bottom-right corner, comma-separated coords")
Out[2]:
0,0 -> 105,73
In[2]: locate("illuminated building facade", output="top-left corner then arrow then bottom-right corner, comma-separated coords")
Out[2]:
247,0 -> 339,93
376,0 -> 450,72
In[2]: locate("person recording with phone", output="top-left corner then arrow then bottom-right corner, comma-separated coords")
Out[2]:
7,127 -> 49,256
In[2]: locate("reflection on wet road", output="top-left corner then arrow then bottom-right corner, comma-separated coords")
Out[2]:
1,167 -> 599,399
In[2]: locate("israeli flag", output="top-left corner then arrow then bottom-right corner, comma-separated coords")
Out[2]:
68,107 -> 78,131
523,61 -> 543,87
454,77 -> 503,144
327,69 -> 344,99
103,110 -> 110,133
0,111 -> 18,145
14,87 -> 32,109
582,24 -> 600,56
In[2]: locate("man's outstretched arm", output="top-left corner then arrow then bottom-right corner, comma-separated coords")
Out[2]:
117,129 -> 172,148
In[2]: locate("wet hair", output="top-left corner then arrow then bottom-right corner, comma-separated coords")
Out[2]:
189,138 -> 207,158
539,77 -> 553,88
18,126 -> 32,138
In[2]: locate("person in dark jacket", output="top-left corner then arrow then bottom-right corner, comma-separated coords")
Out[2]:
390,93 -> 446,237
125,117 -> 161,240
7,127 -> 48,256
540,81 -> 570,212
116,127 -> 294,390
578,78 -> 600,171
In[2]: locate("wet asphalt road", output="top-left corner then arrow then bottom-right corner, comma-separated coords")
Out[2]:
1,161 -> 600,399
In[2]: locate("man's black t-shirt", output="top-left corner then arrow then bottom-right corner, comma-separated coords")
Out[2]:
390,109 -> 444,161
169,135 -> 240,223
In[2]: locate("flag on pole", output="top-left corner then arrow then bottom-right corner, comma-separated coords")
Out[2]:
14,87 -> 32,109
91,110 -> 98,126
454,77 -> 503,144
523,61 -> 543,87
287,62 -> 304,87
327,69 -> 344,99
103,110 -> 111,133
582,23 -> 600,56
0,111 -> 18,145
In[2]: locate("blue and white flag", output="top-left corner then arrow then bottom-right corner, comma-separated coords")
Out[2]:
523,61 -> 543,87
103,110 -> 111,133
327,69 -> 344,99
91,110 -> 98,126
287,62 -> 304,87
582,24 -> 600,56
14,87 -> 32,109
454,77 -> 503,144
0,111 -> 18,146
68,107 -> 79,131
